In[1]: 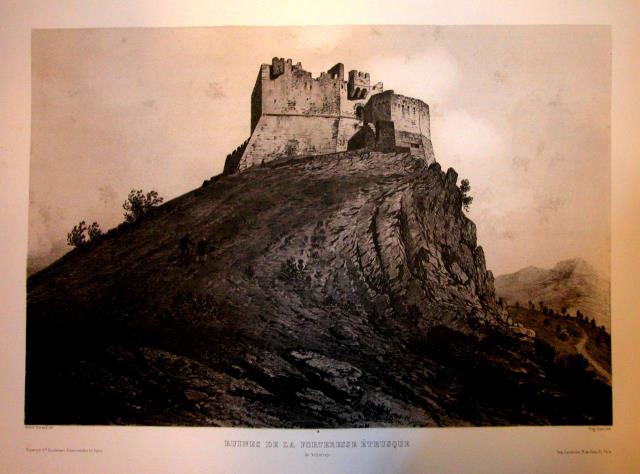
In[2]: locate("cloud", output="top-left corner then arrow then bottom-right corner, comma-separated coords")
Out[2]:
285,27 -> 351,52
98,185 -> 118,205
493,70 -> 508,84
366,47 -> 460,102
205,81 -> 226,100
511,155 -> 529,172
535,194 -> 566,223
432,109 -> 504,162
548,88 -> 564,107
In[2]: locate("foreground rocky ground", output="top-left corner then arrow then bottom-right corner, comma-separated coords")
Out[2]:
26,151 -> 611,426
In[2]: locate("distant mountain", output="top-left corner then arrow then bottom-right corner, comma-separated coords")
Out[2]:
495,259 -> 610,330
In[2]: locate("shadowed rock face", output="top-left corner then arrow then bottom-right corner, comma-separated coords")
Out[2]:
26,151 -> 610,427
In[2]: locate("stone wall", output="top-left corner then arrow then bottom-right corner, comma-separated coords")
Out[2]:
258,64 -> 341,118
240,59 -> 386,170
394,130 -> 435,165
250,70 -> 263,133
237,58 -> 435,172
336,117 -> 362,152
388,94 -> 431,140
363,91 -> 393,123
239,115 -> 341,171
375,121 -> 397,152
348,70 -> 371,100
222,138 -> 250,175
361,90 -> 433,163
364,91 -> 430,140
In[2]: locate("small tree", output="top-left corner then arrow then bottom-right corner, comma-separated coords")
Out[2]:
67,220 -> 87,248
123,189 -> 164,223
87,221 -> 103,241
459,179 -> 473,212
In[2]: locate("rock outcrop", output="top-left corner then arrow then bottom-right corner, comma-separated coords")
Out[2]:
29,150 -> 609,428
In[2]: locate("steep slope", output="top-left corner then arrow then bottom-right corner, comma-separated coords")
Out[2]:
495,259 -> 610,330
26,151 -> 611,427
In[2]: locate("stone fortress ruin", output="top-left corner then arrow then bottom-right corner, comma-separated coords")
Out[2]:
223,58 -> 436,174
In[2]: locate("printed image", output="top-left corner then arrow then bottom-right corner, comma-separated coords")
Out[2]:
26,26 -> 611,426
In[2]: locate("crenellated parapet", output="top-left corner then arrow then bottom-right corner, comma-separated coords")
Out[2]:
348,70 -> 370,100
224,58 -> 434,174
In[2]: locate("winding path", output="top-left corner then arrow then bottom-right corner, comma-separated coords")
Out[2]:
576,334 -> 611,385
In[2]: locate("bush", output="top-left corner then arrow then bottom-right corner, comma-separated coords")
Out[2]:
87,221 -> 103,241
67,221 -> 87,248
459,178 -> 473,212
122,189 -> 164,223
66,220 -> 104,248
278,257 -> 305,282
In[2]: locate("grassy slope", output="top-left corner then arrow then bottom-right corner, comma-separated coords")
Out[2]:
495,261 -> 611,331
510,306 -> 611,383
26,152 -> 613,427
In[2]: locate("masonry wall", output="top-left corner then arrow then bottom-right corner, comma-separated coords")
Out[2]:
376,121 -> 397,152
363,91 -> 393,123
259,68 -> 341,117
365,92 -> 430,137
250,69 -> 264,133
388,94 -> 431,140
229,56 -> 442,175
242,61 -> 382,170
239,115 -> 341,171
336,117 -> 362,152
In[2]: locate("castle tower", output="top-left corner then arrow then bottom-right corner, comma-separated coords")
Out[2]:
235,59 -> 383,172
224,58 -> 434,174
347,70 -> 371,100
363,90 -> 435,164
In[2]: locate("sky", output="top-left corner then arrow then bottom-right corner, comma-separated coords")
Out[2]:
29,26 -> 611,277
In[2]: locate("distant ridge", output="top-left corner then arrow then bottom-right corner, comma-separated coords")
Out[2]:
495,258 -> 610,330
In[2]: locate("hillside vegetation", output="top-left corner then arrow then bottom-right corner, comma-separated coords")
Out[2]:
26,151 -> 611,426
495,259 -> 610,330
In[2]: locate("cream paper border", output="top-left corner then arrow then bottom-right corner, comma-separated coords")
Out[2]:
1,1 -> 639,472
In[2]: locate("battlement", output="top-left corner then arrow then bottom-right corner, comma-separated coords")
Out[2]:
348,70 -> 370,100
226,58 -> 435,173
365,90 -> 431,140
327,63 -> 345,81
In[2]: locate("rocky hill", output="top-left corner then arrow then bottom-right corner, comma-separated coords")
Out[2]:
26,151 -> 611,427
495,259 -> 610,330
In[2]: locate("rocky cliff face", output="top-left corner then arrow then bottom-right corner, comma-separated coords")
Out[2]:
28,150 -> 609,427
